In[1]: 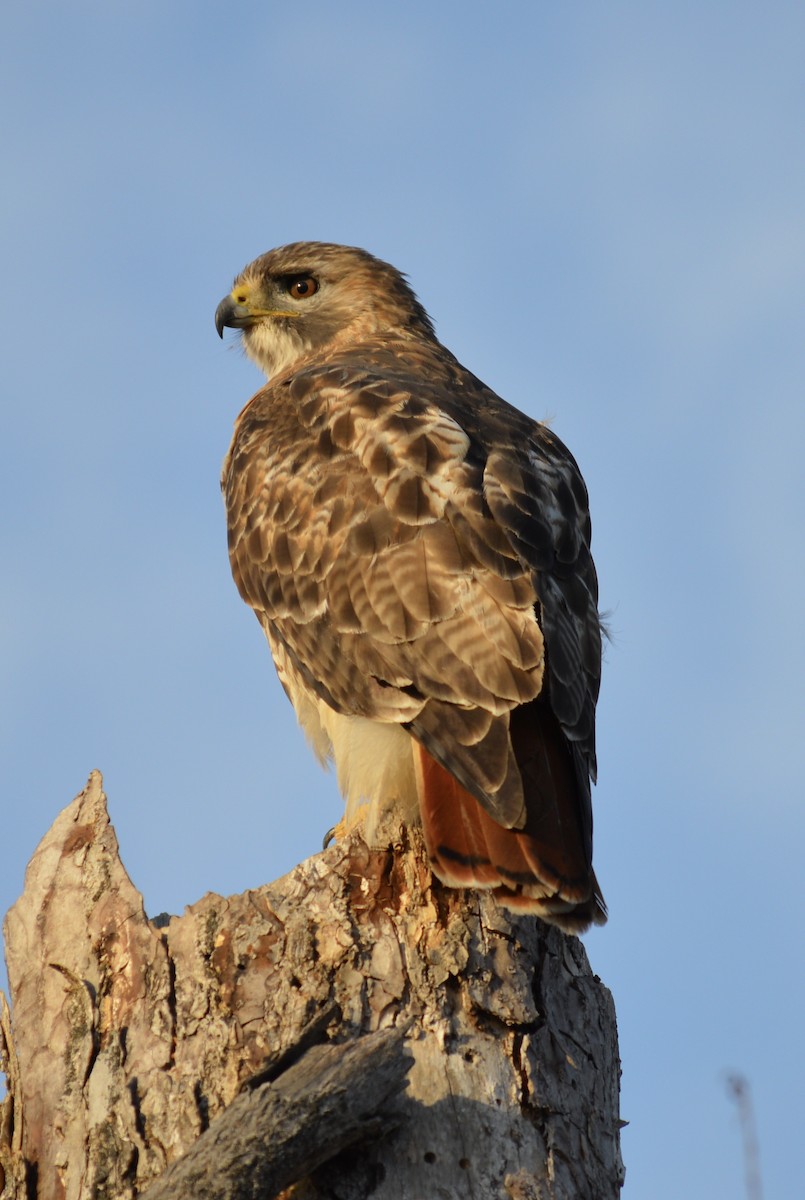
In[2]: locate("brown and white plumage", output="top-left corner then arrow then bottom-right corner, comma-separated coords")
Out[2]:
216,242 -> 606,932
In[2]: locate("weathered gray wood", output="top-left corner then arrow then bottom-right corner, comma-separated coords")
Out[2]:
0,772 -> 624,1199
141,1027 -> 412,1200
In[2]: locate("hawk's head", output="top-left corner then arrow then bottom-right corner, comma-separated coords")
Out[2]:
215,241 -> 435,379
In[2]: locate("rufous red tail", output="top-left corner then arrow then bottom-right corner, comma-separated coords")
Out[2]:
413,724 -> 605,933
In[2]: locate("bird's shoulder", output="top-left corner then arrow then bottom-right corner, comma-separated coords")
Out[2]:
223,333 -> 597,612
226,332 -> 585,479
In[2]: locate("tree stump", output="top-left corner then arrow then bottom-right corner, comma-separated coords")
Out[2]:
0,772 -> 623,1199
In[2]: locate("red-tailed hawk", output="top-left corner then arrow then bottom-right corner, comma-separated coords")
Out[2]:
216,243 -> 606,932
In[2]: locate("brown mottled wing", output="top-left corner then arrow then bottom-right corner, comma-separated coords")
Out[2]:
436,377 -> 603,868
223,349 -> 600,859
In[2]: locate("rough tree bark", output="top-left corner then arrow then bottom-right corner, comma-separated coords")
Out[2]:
0,772 -> 623,1199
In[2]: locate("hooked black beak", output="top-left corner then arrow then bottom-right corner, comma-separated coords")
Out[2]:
215,295 -> 252,338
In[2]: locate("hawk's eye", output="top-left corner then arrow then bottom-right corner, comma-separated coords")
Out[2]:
287,276 -> 319,299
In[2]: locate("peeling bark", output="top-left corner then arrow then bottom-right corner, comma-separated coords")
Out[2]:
0,772 -> 623,1199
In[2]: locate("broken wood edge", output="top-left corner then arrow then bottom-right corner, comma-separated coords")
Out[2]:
0,990 -> 24,1199
140,1023 -> 414,1200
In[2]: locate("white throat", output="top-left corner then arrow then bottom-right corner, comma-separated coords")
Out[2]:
243,322 -> 313,379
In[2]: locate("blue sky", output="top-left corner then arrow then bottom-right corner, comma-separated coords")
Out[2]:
2,3 -> 803,1196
